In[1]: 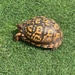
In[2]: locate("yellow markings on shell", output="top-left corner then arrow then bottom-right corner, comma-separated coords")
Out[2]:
31,34 -> 41,42
33,35 -> 41,42
42,36 -> 52,43
53,33 -> 61,42
22,36 -> 30,43
49,44 -> 54,48
42,44 -> 48,48
31,42 -> 41,47
42,22 -> 45,26
44,28 -> 53,36
32,21 -> 34,25
35,44 -> 41,47
44,29 -> 53,39
26,32 -> 31,39
31,42 -> 35,45
54,24 -> 60,30
25,25 -> 33,39
27,31 -> 32,36
45,20 -> 50,26
51,19 -> 55,23
31,33 -> 35,39
46,37 -> 52,42
55,33 -> 60,38
43,19 -> 50,26
27,25 -> 33,32
42,29 -> 53,42
35,26 -> 43,34
27,20 -> 31,24
35,18 -> 41,24
47,29 -> 53,37
42,16 -> 47,21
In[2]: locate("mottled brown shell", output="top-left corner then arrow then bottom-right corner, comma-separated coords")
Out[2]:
17,16 -> 63,49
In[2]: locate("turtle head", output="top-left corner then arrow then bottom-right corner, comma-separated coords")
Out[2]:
15,24 -> 24,41
17,24 -> 23,33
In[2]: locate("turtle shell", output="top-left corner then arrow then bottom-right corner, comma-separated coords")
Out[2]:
18,16 -> 63,49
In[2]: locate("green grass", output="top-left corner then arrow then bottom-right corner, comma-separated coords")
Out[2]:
0,0 -> 75,75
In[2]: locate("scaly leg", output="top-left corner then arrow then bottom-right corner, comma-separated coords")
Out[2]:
14,32 -> 21,41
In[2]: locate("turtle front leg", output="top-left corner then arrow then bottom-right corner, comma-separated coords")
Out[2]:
14,32 -> 21,41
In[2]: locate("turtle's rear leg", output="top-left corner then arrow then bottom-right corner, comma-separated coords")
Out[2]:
14,32 -> 21,41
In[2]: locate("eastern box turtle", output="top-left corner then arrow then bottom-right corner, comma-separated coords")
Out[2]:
15,16 -> 63,49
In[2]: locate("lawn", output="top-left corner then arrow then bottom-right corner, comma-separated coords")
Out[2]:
0,0 -> 75,75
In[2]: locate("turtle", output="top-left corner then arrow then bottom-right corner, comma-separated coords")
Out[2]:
14,16 -> 63,49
